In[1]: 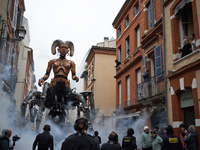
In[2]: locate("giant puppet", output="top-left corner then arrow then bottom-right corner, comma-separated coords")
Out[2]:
21,40 -> 94,131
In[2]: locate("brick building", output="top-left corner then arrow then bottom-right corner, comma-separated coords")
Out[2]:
164,0 -> 200,146
112,0 -> 167,134
0,0 -> 26,107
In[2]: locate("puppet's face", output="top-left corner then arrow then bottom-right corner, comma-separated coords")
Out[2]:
58,44 -> 69,55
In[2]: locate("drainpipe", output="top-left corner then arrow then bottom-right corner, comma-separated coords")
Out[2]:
162,0 -> 169,124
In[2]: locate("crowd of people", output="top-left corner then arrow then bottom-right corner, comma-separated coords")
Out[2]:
0,118 -> 198,150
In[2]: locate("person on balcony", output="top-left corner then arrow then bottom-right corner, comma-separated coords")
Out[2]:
142,69 -> 151,97
178,38 -> 192,58
190,33 -> 196,51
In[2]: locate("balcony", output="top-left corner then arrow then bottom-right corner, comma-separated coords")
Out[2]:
136,72 -> 165,101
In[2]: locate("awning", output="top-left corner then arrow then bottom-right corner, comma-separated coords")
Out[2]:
116,111 -> 140,119
174,0 -> 193,16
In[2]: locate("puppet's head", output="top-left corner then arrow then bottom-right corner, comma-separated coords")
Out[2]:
51,39 -> 74,56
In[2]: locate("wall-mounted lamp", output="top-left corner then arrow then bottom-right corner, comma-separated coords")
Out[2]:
10,26 -> 26,42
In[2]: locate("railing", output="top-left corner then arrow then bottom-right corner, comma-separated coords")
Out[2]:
136,72 -> 165,101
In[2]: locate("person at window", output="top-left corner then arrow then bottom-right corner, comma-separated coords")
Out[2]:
178,38 -> 192,58
190,33 -> 196,51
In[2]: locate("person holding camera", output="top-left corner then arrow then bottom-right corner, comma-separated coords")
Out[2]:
61,117 -> 98,150
33,124 -> 54,150
0,129 -> 14,150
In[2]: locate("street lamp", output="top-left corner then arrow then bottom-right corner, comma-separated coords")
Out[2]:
11,26 -> 26,42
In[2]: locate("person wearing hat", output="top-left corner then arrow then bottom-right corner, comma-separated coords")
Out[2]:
101,131 -> 122,150
161,125 -> 183,150
61,118 -> 98,150
179,124 -> 188,149
141,126 -> 152,150
33,124 -> 54,150
122,128 -> 137,150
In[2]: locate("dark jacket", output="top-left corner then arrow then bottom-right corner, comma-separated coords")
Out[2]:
61,132 -> 98,150
32,131 -> 54,150
122,135 -> 137,150
0,136 -> 12,150
101,141 -> 122,150
179,43 -> 192,58
142,72 -> 150,82
161,134 -> 183,150
184,132 -> 198,150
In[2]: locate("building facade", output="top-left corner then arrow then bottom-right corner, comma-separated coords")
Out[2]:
81,37 -> 116,128
112,0 -> 167,135
164,0 -> 200,146
0,0 -> 26,109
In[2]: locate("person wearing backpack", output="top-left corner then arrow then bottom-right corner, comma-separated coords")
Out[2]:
122,128 -> 137,150
93,131 -> 101,149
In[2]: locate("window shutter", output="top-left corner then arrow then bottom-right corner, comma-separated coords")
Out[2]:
7,42 -> 13,65
118,47 -> 121,62
148,0 -> 154,29
17,7 -> 23,29
1,27 -> 8,63
12,0 -> 19,30
154,45 -> 162,76
142,56 -> 146,73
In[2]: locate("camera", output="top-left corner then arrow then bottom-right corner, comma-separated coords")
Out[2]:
12,135 -> 21,146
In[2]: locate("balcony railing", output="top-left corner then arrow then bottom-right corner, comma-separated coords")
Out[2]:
136,72 -> 165,101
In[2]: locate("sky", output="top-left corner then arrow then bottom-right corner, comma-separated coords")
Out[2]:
24,0 -> 125,91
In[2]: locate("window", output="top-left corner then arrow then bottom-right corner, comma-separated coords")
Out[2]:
125,16 -> 129,29
125,37 -> 130,58
178,3 -> 194,48
126,76 -> 130,106
7,42 -> 13,65
136,69 -> 141,100
136,27 -> 140,48
142,56 -> 146,73
12,0 -> 19,30
148,0 -> 154,29
118,27 -> 121,38
134,3 -> 139,17
1,27 -> 8,63
118,82 -> 121,108
154,45 -> 162,76
118,46 -> 121,63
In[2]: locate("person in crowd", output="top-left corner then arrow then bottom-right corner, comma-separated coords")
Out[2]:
161,125 -> 183,150
179,124 -> 189,149
0,129 -> 6,138
93,131 -> 101,149
184,125 -> 198,150
0,129 -> 14,150
122,128 -> 137,150
151,131 -> 162,150
101,131 -> 122,150
141,126 -> 152,150
190,33 -> 196,51
33,124 -> 54,150
61,118 -> 98,150
178,38 -> 192,58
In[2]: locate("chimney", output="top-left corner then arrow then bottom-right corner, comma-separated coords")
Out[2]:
104,37 -> 109,47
